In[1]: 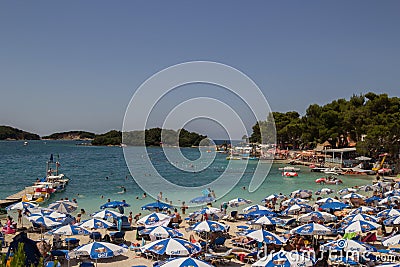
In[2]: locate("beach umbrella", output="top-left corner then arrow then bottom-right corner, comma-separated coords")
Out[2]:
243,205 -> 271,213
161,257 -> 213,267
252,251 -> 314,267
385,190 -> 400,197
91,209 -> 123,220
338,188 -> 358,195
48,200 -> 78,214
244,210 -> 277,218
291,223 -> 332,235
358,185 -> 374,192
343,220 -> 381,233
378,208 -> 400,218
349,206 -> 375,215
341,193 -> 365,199
141,238 -> 201,256
365,195 -> 382,203
382,234 -> 400,246
315,197 -> 342,205
298,212 -> 336,223
141,201 -> 172,211
253,216 -> 280,226
281,204 -> 312,216
290,189 -> 312,199
263,194 -> 285,202
228,198 -> 252,207
343,213 -> 378,223
27,215 -> 62,228
139,225 -> 182,238
47,224 -> 90,236
383,215 -> 400,226
100,201 -> 130,209
321,239 -> 377,252
198,207 -> 222,215
6,201 -> 38,211
79,218 -> 114,229
68,241 -> 127,259
245,229 -> 285,245
137,212 -> 171,227
315,188 -> 335,195
191,220 -> 227,232
281,198 -> 309,206
29,209 -> 66,220
320,202 -> 350,211
379,196 -> 400,205
355,156 -> 372,161
190,196 -> 215,204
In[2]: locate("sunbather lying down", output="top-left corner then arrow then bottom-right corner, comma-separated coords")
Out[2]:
231,236 -> 252,243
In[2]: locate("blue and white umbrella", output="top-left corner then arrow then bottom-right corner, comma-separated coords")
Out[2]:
253,216 -> 280,226
252,251 -> 314,267
343,220 -> 381,233
263,194 -> 285,202
198,207 -> 222,215
383,215 -> 400,226
298,212 -> 336,223
338,188 -> 358,195
141,238 -> 201,256
365,196 -> 382,203
6,201 -> 38,211
321,239 -> 377,252
141,201 -> 172,211
343,213 -> 378,223
137,212 -> 171,226
385,190 -> 400,197
281,204 -> 312,216
245,229 -> 285,244
291,223 -> 332,235
191,220 -> 227,232
139,225 -> 183,238
190,196 -> 215,204
290,189 -> 312,199
341,193 -> 365,199
378,208 -> 400,218
228,198 -> 252,207
315,188 -> 335,195
359,185 -> 374,192
382,234 -> 400,246
349,206 -> 375,215
79,218 -> 114,229
316,197 -> 342,204
100,201 -> 130,209
48,200 -> 78,214
29,208 -> 66,219
91,209 -> 123,220
281,198 -> 309,206
320,202 -> 350,211
379,196 -> 400,205
47,224 -> 90,236
27,215 -> 62,228
243,205 -> 271,213
244,210 -> 277,218
68,241 -> 127,259
161,257 -> 212,267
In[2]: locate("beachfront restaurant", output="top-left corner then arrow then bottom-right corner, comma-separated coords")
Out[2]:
323,147 -> 357,166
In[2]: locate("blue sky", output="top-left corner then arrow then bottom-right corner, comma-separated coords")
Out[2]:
0,1 -> 399,138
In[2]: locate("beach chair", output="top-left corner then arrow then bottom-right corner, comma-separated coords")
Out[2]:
79,262 -> 95,267
212,236 -> 227,250
111,231 -> 125,244
130,237 -> 146,256
89,231 -> 102,242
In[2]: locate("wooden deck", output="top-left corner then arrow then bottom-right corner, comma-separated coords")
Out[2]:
0,186 -> 34,207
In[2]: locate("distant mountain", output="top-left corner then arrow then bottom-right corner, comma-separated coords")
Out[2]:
0,126 -> 40,140
42,131 -> 95,140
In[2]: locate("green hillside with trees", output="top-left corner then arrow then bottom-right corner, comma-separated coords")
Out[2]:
42,131 -> 95,140
0,126 -> 40,140
249,92 -> 400,158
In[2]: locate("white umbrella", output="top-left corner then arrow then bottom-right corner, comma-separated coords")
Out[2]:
228,198 -> 252,207
192,220 -> 227,232
291,223 -> 332,235
281,198 -> 309,206
29,208 -> 66,219
298,212 -> 336,223
6,201 -> 38,211
253,216 -> 279,226
137,212 -> 171,227
245,229 -> 285,244
349,206 -> 375,215
338,188 -> 358,195
141,238 -> 201,256
47,224 -> 91,236
68,241 -> 127,259
139,225 -> 183,238
161,257 -> 212,267
79,218 -> 114,229
315,188 -> 335,195
243,205 -> 271,213
27,215 -> 63,228
316,197 -> 342,205
344,220 -> 381,233
91,209 -> 123,220
382,234 -> 400,246
341,193 -> 365,199
321,239 -> 377,252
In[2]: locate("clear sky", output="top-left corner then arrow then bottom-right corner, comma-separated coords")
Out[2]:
0,1 -> 399,138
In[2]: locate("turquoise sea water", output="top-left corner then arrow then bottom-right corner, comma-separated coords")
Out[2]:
0,140 -> 373,218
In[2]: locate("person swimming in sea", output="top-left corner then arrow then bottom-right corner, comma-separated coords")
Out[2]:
118,186 -> 126,194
